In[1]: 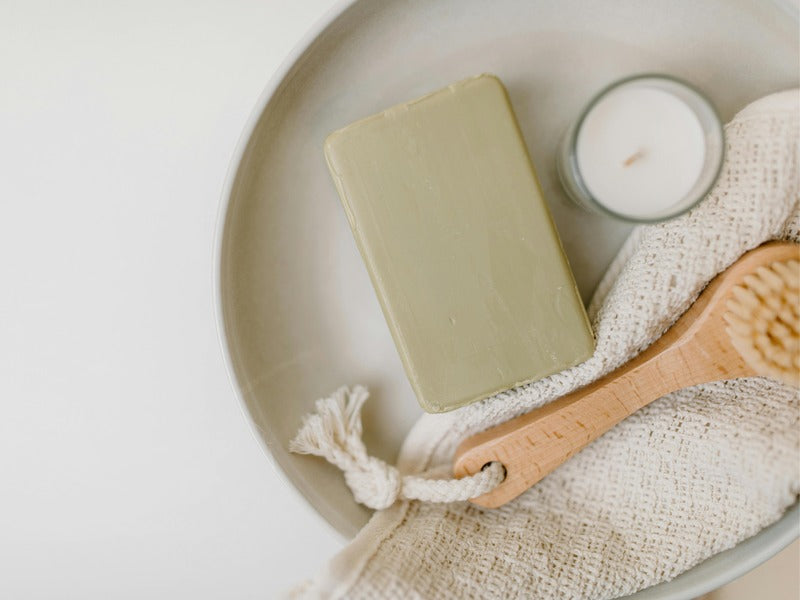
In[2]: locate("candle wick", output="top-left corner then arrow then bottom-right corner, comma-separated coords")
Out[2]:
623,149 -> 645,167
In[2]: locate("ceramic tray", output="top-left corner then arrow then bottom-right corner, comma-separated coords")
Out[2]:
216,0 -> 799,597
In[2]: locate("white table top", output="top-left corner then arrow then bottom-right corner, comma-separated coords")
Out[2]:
0,2 -> 344,597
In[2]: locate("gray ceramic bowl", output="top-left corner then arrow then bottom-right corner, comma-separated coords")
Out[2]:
215,0 -> 799,597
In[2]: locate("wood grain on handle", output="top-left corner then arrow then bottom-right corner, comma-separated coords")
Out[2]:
454,242 -> 798,509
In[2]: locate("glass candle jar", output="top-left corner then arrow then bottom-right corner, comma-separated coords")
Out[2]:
557,74 -> 724,223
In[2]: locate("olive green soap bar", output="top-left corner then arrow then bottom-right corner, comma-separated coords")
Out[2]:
324,74 -> 594,413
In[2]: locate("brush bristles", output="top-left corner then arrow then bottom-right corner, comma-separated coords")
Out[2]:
724,258 -> 800,387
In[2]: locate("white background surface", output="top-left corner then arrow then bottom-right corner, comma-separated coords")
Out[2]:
0,1 -> 345,598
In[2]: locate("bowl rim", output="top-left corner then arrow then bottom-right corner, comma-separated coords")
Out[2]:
212,0 -> 800,597
212,0 -> 361,540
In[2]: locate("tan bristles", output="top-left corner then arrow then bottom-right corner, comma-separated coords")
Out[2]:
725,258 -> 800,387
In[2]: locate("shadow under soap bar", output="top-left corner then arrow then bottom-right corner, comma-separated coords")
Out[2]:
324,74 -> 594,413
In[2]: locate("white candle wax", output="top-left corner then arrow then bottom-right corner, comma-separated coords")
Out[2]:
576,86 -> 706,219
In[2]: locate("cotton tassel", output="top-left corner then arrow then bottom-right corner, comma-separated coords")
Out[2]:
289,386 -> 504,509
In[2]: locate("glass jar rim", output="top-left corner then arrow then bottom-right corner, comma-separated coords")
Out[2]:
565,74 -> 725,224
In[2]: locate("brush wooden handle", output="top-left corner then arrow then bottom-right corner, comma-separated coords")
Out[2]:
454,242 -> 798,508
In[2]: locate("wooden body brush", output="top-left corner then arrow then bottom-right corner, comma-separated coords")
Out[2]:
454,242 -> 799,508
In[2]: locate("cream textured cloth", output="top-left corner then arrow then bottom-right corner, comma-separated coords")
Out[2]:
297,90 -> 800,599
